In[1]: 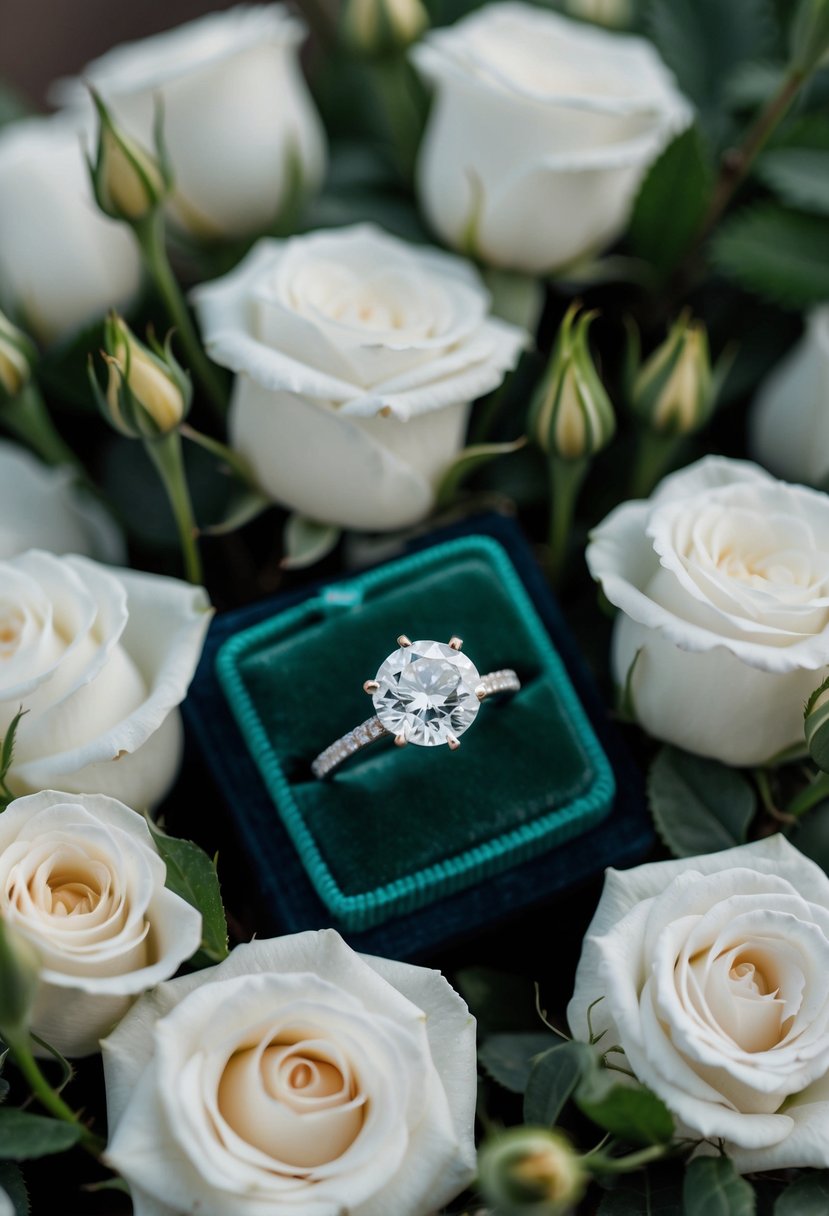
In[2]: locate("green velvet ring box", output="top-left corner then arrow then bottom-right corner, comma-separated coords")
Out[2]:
216,535 -> 615,932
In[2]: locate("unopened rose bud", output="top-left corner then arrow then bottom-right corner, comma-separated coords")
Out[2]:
631,312 -> 715,437
342,0 -> 429,56
89,88 -> 170,223
530,304 -> 615,461
478,1127 -> 587,1216
92,313 -> 191,438
565,0 -> 634,28
790,0 -> 829,73
0,915 -> 41,1042
806,676 -> 829,772
0,312 -> 36,400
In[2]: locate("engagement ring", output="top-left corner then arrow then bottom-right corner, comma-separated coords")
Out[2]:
311,636 -> 521,779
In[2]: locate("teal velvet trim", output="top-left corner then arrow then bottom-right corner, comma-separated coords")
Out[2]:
216,536 -> 615,931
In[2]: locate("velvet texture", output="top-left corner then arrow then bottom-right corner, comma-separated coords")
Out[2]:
216,536 -> 614,929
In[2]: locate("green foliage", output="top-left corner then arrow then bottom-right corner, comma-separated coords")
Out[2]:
478,1032 -> 563,1095
775,1171 -> 829,1214
647,746 -> 756,857
683,1156 -> 757,1216
597,1168 -> 684,1215
0,1162 -> 29,1215
756,117 -> 829,214
628,128 -> 714,275
793,800 -> 829,870
0,708 -> 26,810
713,204 -> 829,308
281,515 -> 341,570
575,1069 -> 674,1146
148,824 -> 229,964
436,438 -> 527,509
523,1041 -> 596,1126
0,1110 -> 83,1159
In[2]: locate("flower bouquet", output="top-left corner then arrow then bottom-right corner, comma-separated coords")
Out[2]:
1,0 -> 829,1212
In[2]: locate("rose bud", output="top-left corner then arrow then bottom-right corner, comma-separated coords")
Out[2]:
478,1127 -> 587,1215
0,312 -> 35,401
0,915 -> 41,1043
93,313 -> 191,438
630,311 -> 716,438
89,88 -> 170,223
565,0 -> 634,28
530,304 -> 615,461
342,0 -> 429,56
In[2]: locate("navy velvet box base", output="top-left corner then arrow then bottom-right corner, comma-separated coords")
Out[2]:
183,513 -> 653,960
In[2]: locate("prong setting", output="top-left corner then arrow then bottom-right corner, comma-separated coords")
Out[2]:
447,732 -> 461,751
397,634 -> 412,648
363,679 -> 379,694
449,636 -> 463,651
476,684 -> 487,701
394,732 -> 408,748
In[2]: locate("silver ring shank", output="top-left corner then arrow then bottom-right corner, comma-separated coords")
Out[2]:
311,669 -> 521,780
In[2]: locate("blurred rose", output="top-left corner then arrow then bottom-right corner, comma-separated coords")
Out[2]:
193,224 -> 526,530
587,456 -> 829,766
412,2 -> 690,273
0,791 -> 201,1057
569,836 -> 829,1171
103,929 -> 477,1216
0,441 -> 124,562
0,115 -> 142,345
750,308 -> 829,488
55,4 -> 326,241
0,551 -> 211,808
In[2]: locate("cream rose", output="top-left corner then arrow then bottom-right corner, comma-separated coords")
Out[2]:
0,115 -> 142,346
411,3 -> 690,274
750,308 -> 829,488
192,224 -> 526,530
103,929 -> 477,1216
55,5 -> 326,241
568,836 -> 829,1171
0,441 -> 124,562
586,456 -> 829,766
0,550 -> 211,808
0,791 -> 202,1057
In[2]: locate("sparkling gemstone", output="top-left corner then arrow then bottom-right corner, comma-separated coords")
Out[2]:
372,640 -> 481,747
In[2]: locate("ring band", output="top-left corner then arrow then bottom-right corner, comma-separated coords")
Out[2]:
311,635 -> 521,780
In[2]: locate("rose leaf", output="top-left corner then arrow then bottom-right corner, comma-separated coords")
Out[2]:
0,1109 -> 83,1159
628,126 -> 714,277
597,1166 -> 684,1215
0,1162 -> 29,1216
682,1156 -> 757,1216
774,1170 -> 829,1214
575,1069 -> 674,1146
647,746 -> 756,858
523,1041 -> 596,1125
712,205 -> 829,310
147,825 -> 229,964
281,515 -> 341,571
478,1032 -> 564,1095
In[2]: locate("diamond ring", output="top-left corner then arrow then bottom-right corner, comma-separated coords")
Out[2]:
311,635 -> 521,779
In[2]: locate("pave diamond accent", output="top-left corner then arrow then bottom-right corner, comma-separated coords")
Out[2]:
372,639 -> 482,747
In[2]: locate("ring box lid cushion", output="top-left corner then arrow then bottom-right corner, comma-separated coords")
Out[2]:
216,535 -> 615,932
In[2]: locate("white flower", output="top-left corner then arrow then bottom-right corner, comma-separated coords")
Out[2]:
192,224 -> 526,531
54,5 -> 326,241
586,456 -> 829,766
102,929 -> 477,1216
411,2 -> 690,274
0,1189 -> 12,1216
0,551 -> 211,809
0,115 -> 142,346
0,791 -> 202,1057
568,836 -> 829,1172
750,308 -> 829,488
0,441 -> 124,563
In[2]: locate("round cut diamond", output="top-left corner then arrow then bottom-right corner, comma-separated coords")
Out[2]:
372,640 -> 482,747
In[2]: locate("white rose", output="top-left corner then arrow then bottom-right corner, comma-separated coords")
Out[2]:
411,2 -> 690,274
0,1190 -> 12,1216
0,791 -> 202,1057
103,929 -> 477,1216
750,308 -> 829,488
0,550 -> 211,809
568,836 -> 829,1171
0,441 -> 124,563
192,224 -> 526,530
54,5 -> 326,241
586,456 -> 829,766
0,115 -> 142,345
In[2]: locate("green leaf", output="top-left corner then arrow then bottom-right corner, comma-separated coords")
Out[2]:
455,967 -> 540,1036
775,1171 -> 829,1214
281,515 -> 341,571
523,1040 -> 596,1126
647,746 -> 757,858
147,825 -> 228,963
435,437 -> 526,509
202,487 -> 272,537
756,116 -> 829,215
598,1169 -> 684,1216
0,1162 -> 29,1216
628,127 -> 714,275
793,801 -> 829,871
0,707 -> 26,809
0,1109 -> 83,1159
478,1032 -> 562,1095
575,1070 -> 674,1146
683,1156 -> 756,1216
713,204 -> 829,308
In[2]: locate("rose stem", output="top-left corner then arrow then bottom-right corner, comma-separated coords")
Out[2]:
144,430 -> 204,585
581,1143 -> 669,1175
547,456 -> 588,588
179,422 -> 256,485
785,770 -> 829,820
133,210 -> 228,418
8,1035 -> 106,1156
628,428 -> 684,501
1,382 -> 85,472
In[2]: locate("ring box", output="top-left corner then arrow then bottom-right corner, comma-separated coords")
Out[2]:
183,514 -> 652,958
